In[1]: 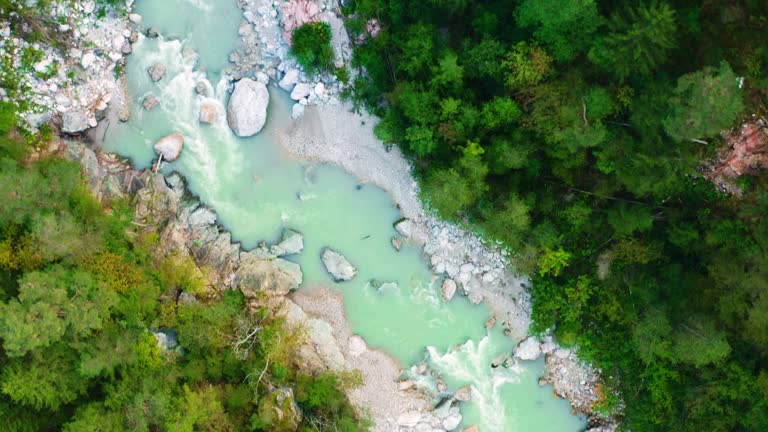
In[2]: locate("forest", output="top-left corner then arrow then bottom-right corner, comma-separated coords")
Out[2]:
0,103 -> 369,431
343,0 -> 768,430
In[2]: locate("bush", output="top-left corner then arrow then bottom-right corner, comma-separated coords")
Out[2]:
290,21 -> 334,74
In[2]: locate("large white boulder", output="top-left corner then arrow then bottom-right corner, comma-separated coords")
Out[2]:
514,336 -> 542,361
321,248 -> 357,282
153,131 -> 184,162
227,78 -> 269,137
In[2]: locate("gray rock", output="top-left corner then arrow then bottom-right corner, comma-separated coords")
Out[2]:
271,228 -> 304,256
198,104 -> 217,124
291,102 -> 304,119
442,412 -> 462,431
146,27 -> 159,38
61,111 -> 91,133
321,248 -> 357,282
195,81 -> 208,95
453,385 -> 471,402
148,63 -> 166,81
278,68 -> 299,90
441,278 -> 457,302
514,336 -> 542,361
255,388 -> 302,431
154,131 -> 184,162
290,83 -> 311,101
153,329 -> 180,354
227,78 -> 269,137
235,253 -> 303,298
178,291 -> 198,304
142,94 -> 159,110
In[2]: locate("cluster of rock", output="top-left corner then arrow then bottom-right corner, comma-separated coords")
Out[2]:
393,218 -> 532,341
0,0 -> 134,133
231,0 -> 354,120
64,140 -> 307,306
512,336 -> 620,431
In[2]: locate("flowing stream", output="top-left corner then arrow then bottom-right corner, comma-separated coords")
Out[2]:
104,1 -> 587,430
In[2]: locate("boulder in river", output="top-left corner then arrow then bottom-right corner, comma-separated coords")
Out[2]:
142,94 -> 159,110
454,385 -> 472,402
514,336 -> 542,361
441,278 -> 457,302
227,78 -> 269,137
148,63 -> 166,81
271,228 -> 304,256
61,110 -> 91,133
321,248 -> 357,282
198,104 -> 217,124
153,131 -> 184,162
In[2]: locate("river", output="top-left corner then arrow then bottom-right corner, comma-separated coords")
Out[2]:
102,1 -> 587,430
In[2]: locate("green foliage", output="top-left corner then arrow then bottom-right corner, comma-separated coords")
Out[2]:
345,0 -> 768,429
290,21 -> 334,74
589,2 -> 678,80
0,127 -> 369,431
663,61 -> 744,141
515,0 -> 600,61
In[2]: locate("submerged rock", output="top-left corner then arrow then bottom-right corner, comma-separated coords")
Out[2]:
320,248 -> 357,282
142,94 -> 159,110
256,388 -> 302,432
154,131 -> 184,162
148,63 -> 166,81
227,78 -> 269,137
514,336 -> 542,361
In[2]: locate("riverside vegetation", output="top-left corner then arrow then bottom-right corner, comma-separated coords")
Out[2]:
0,100 -> 370,432
343,0 -> 768,430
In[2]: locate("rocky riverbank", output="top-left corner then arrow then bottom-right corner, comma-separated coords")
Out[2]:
7,0 -> 620,429
228,0 -> 621,429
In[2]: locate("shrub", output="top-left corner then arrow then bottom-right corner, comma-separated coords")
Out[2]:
290,21 -> 334,74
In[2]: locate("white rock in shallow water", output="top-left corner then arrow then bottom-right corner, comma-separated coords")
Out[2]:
321,248 -> 357,281
279,68 -> 299,90
153,131 -> 184,162
442,412 -> 463,431
227,78 -> 269,137
290,83 -> 311,100
272,228 -> 304,256
291,103 -> 304,119
441,278 -> 457,302
148,63 -> 166,81
128,13 -> 142,23
514,336 -> 542,361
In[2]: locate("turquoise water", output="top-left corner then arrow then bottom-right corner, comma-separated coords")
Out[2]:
105,1 -> 586,430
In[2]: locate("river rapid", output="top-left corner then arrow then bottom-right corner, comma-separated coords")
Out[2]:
103,1 -> 587,430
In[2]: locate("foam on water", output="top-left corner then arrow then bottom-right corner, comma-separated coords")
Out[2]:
104,1 -> 589,430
